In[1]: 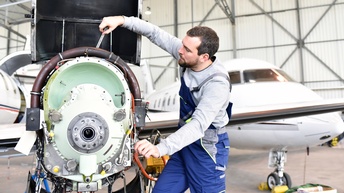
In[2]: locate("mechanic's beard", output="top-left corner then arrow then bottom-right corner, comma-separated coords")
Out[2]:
179,62 -> 188,68
178,58 -> 195,68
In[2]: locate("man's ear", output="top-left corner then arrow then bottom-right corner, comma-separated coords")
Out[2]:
201,53 -> 210,62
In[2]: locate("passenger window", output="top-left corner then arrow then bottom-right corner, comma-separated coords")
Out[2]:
173,94 -> 177,105
167,96 -> 171,106
162,97 -> 166,108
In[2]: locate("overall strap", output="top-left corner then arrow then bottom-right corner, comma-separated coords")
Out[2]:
190,72 -> 231,93
189,72 -> 233,121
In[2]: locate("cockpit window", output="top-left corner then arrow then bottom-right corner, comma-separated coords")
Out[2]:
228,71 -> 241,84
243,69 -> 294,83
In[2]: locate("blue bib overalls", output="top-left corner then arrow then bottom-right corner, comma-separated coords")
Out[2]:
153,73 -> 231,193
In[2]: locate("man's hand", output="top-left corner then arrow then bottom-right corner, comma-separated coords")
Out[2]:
99,16 -> 125,34
134,139 -> 160,159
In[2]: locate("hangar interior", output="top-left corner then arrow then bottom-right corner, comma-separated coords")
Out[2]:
1,1 -> 344,193
0,0 -> 343,99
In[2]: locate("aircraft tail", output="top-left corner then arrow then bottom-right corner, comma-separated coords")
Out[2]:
140,60 -> 155,98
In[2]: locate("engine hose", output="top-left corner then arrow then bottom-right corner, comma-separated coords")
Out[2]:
133,151 -> 157,181
30,47 -> 142,108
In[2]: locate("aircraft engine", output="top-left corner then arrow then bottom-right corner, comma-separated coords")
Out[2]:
26,47 -> 146,192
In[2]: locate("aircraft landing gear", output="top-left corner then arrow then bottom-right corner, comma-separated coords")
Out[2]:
267,148 -> 292,190
267,171 -> 292,190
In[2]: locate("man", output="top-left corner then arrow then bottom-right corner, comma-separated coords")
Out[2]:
99,16 -> 232,193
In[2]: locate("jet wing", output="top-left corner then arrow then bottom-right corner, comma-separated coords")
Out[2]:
2,100 -> 344,151
229,99 -> 344,125
140,99 -> 344,137
0,123 -> 26,140
0,123 -> 26,157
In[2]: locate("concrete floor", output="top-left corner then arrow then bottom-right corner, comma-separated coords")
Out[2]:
226,145 -> 343,193
0,144 -> 343,193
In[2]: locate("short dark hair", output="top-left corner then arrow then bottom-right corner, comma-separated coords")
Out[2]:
186,26 -> 219,58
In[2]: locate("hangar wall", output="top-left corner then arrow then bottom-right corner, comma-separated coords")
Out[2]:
0,22 -> 29,57
140,0 -> 344,99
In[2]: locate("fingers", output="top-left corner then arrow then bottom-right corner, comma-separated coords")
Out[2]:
99,16 -> 125,34
134,140 -> 160,158
99,17 -> 112,34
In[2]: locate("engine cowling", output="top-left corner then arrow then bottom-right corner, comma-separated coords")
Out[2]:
26,47 -> 145,192
43,56 -> 132,183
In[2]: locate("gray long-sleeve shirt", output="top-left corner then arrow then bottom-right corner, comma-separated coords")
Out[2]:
122,16 -> 231,157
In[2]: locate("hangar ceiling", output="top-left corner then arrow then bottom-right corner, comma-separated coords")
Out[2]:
0,0 -> 31,34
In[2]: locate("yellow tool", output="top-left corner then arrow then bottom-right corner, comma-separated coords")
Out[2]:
145,155 -> 169,175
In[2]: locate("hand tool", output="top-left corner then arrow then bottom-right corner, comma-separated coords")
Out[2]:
96,26 -> 109,48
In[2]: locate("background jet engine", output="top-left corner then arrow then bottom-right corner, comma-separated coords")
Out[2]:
26,47 -> 145,192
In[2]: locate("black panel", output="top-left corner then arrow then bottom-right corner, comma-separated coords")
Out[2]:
26,108 -> 41,131
32,0 -> 141,65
